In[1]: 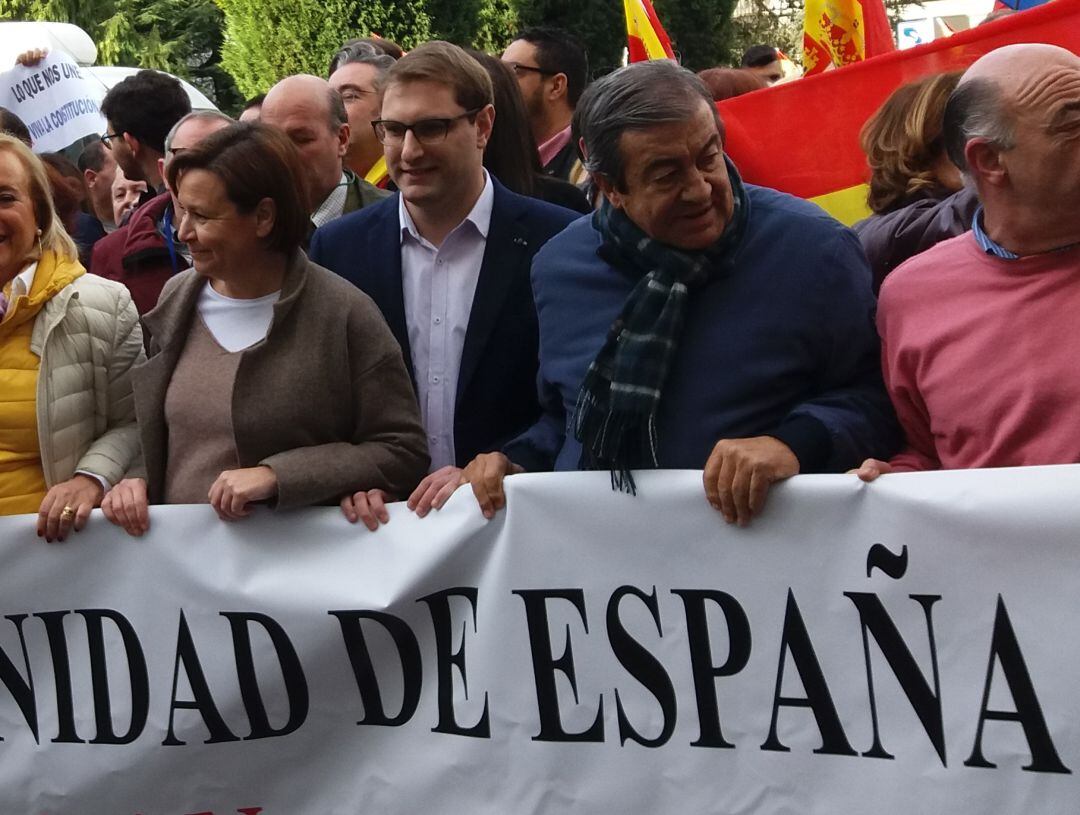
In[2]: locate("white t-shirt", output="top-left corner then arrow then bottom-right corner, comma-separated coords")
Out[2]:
197,282 -> 280,352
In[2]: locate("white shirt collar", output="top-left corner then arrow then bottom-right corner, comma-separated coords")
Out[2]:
7,261 -> 38,299
398,170 -> 494,247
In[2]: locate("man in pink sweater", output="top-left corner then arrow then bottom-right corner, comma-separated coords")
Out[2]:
858,43 -> 1080,478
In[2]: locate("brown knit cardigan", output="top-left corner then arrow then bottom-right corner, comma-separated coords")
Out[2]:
132,249 -> 429,508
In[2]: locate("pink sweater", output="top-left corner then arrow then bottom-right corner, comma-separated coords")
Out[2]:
878,232 -> 1080,471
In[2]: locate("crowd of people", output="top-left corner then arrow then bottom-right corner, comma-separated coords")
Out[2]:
0,27 -> 1077,542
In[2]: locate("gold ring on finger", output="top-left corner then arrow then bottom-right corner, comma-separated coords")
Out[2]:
60,505 -> 76,522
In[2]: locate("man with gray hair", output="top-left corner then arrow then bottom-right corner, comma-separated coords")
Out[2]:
459,59 -> 899,525
857,44 -> 1080,479
329,41 -> 397,183
261,74 -> 389,229
92,110 -> 233,314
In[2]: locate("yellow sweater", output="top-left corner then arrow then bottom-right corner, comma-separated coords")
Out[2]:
0,256 -> 84,515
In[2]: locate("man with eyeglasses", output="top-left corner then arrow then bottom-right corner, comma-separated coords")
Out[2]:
502,27 -> 589,183
328,40 -> 398,186
262,74 -> 389,232
309,41 -> 578,531
99,70 -> 191,202
92,111 -> 232,315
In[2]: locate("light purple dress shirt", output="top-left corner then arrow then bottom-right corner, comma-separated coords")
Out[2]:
398,172 -> 494,471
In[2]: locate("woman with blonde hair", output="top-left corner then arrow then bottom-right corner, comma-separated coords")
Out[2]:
854,71 -> 978,289
0,133 -> 143,539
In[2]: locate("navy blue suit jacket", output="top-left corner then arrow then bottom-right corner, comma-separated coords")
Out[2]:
309,178 -> 579,467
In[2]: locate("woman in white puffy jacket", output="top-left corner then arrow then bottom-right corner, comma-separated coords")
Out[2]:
0,133 -> 143,540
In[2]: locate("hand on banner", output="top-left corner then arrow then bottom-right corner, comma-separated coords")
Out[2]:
459,452 -> 525,519
703,436 -> 799,526
37,474 -> 105,542
341,488 -> 393,530
408,466 -> 464,517
853,458 -> 894,482
14,49 -> 47,67
208,466 -> 278,521
101,478 -> 150,537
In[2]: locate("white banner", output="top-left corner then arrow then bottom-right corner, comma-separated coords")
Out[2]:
0,468 -> 1078,814
0,50 -> 106,153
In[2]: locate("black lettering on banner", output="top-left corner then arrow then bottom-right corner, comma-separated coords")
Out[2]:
419,588 -> 490,738
0,614 -> 38,743
844,592 -> 945,765
761,590 -> 856,756
514,589 -> 604,742
163,611 -> 239,746
35,611 -> 84,743
607,585 -> 676,747
330,610 -> 422,727
78,609 -> 149,745
671,589 -> 751,749
220,612 -> 308,741
964,595 -> 1071,774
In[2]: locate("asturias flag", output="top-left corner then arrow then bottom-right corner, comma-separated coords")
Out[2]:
803,0 -> 896,75
625,0 -> 676,62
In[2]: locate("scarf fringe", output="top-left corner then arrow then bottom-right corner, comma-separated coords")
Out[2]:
573,158 -> 749,495
574,390 -> 658,495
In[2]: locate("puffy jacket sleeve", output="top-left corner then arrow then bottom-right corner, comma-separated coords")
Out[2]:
75,284 -> 146,484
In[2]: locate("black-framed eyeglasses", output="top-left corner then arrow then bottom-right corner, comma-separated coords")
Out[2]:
100,132 -> 121,148
372,108 -> 482,146
505,62 -> 554,78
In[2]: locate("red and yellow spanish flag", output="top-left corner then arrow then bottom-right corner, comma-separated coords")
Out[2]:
721,0 -> 1080,224
625,0 -> 676,62
365,156 -> 390,189
803,0 -> 896,75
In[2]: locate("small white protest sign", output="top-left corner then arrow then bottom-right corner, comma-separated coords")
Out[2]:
0,50 -> 107,152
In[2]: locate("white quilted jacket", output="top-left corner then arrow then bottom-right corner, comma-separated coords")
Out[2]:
29,271 -> 145,487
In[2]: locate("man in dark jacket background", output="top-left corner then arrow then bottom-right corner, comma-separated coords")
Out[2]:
92,111 -> 233,315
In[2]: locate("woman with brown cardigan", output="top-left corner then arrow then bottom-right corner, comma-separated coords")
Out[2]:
102,123 -> 428,534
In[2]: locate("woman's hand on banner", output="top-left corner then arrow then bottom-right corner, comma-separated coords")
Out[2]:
208,466 -> 278,521
37,474 -> 105,543
341,488 -> 393,531
101,478 -> 151,537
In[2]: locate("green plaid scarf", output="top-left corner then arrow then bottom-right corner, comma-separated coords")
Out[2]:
573,158 -> 749,493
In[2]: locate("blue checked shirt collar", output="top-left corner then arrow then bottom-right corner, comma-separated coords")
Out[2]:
972,205 -> 1019,260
